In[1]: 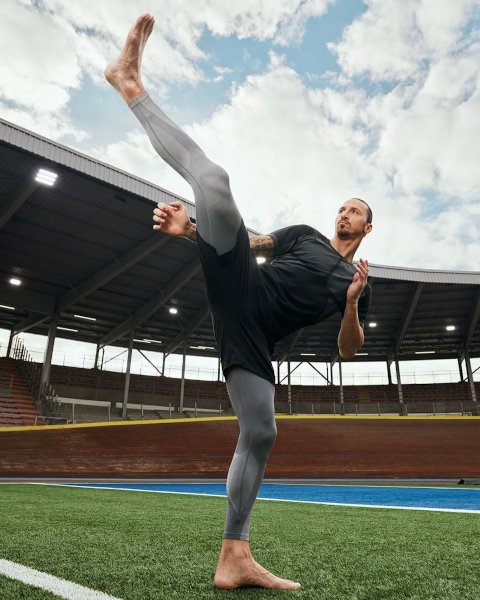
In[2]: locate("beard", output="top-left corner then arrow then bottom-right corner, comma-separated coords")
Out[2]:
336,228 -> 352,239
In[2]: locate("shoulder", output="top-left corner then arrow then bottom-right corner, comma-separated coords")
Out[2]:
269,223 -> 320,255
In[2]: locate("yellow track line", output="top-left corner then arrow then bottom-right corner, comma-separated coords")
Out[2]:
0,414 -> 478,433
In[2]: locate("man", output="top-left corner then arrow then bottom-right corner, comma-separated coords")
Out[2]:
105,14 -> 372,591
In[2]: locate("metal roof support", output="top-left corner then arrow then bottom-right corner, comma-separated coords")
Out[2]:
37,315 -> 58,403
100,259 -> 202,348
137,349 -> 163,377
331,350 -> 339,368
279,361 -> 302,383
179,342 -> 187,413
163,304 -> 211,358
464,352 -> 477,403
390,282 -> 424,359
463,288 -> 480,351
121,329 -> 134,419
162,353 -> 166,376
394,357 -> 404,405
276,361 -> 280,385
0,180 -> 38,230
306,361 -> 330,384
217,357 -> 221,382
13,235 -> 172,335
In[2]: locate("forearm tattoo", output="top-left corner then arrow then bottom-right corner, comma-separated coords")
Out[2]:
250,235 -> 274,255
183,221 -> 197,243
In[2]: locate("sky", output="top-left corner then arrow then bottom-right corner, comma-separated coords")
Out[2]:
1,0 -> 479,384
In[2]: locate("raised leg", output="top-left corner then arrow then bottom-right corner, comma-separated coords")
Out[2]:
105,14 -> 242,255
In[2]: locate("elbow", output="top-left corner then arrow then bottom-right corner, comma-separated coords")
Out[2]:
338,346 -> 357,360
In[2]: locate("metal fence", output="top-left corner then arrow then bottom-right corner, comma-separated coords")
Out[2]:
275,400 -> 479,416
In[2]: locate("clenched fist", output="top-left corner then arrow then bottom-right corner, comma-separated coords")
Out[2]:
153,200 -> 190,237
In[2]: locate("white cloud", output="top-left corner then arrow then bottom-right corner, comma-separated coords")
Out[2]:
0,0 -> 82,113
0,0 -> 336,139
194,0 -> 333,44
329,0 -> 478,82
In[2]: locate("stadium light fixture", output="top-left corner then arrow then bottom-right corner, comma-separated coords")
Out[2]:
415,350 -> 435,354
190,345 -> 215,350
58,326 -> 78,332
368,322 -> 377,327
256,256 -> 266,264
169,307 -> 178,314
74,314 -> 96,321
357,352 -> 369,356
148,339 -> 162,344
35,168 -> 58,186
300,353 -> 315,356
9,278 -> 21,286
446,325 -> 455,331
0,304 -> 15,310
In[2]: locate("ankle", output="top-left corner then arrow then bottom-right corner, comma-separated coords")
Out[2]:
220,539 -> 252,560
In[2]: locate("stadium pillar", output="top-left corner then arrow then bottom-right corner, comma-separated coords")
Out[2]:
121,329 -> 134,419
6,329 -> 15,358
394,358 -> 404,405
464,352 -> 477,403
338,360 -> 344,406
217,356 -> 221,382
287,359 -> 292,413
386,361 -> 393,385
179,342 -> 186,412
94,342 -> 101,370
277,361 -> 280,385
38,315 -> 58,402
457,355 -> 464,382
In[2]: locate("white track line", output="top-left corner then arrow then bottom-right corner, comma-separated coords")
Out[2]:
30,483 -> 480,514
0,559 -> 122,600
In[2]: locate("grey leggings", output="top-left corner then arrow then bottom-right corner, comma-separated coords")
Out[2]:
130,92 -> 277,541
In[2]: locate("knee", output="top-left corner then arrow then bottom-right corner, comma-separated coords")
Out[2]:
251,420 -> 277,453
197,162 -> 231,198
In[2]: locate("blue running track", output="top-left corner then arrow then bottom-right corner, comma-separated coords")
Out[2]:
62,483 -> 480,514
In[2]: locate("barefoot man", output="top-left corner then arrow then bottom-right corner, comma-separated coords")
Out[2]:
105,14 -> 372,591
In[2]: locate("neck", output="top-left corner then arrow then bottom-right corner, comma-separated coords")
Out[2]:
329,235 -> 363,263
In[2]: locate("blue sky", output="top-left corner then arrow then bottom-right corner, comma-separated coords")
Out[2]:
0,0 -> 479,379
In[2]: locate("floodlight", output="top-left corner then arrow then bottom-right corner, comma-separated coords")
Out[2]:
35,168 -> 58,186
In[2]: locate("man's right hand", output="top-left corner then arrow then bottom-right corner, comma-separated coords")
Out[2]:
153,201 -> 190,236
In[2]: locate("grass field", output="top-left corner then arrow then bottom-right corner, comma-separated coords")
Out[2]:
1,484 -> 479,600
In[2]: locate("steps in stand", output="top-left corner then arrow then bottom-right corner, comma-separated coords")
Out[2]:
0,357 -> 44,425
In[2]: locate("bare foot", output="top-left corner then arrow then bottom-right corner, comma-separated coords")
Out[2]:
105,13 -> 155,103
214,540 -> 301,590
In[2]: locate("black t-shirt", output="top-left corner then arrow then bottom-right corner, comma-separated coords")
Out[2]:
261,224 -> 372,343
195,221 -> 371,385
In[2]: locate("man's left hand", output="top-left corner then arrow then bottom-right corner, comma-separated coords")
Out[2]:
346,258 -> 368,304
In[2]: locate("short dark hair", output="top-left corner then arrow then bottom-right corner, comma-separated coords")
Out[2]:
352,197 -> 373,224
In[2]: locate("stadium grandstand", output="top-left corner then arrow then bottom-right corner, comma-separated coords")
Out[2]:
0,116 -> 479,480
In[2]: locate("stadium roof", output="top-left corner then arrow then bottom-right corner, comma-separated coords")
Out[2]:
1,118 -> 479,367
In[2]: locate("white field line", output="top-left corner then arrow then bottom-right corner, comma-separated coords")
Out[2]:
0,559 -> 122,600
28,482 -> 480,514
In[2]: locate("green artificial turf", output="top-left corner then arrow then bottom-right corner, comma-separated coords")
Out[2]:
0,484 -> 479,600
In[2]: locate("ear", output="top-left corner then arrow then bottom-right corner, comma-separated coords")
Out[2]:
364,223 -> 373,235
